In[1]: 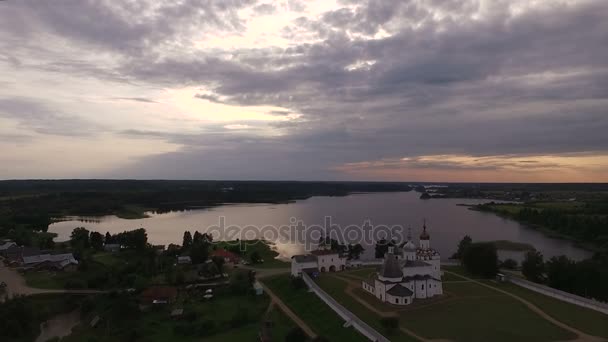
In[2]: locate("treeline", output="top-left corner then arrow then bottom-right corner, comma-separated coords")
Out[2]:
0,180 -> 411,236
477,204 -> 608,249
522,251 -> 608,302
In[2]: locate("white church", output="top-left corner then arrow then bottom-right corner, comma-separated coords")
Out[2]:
361,223 -> 443,305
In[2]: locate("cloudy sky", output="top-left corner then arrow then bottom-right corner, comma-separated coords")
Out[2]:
1,0 -> 607,182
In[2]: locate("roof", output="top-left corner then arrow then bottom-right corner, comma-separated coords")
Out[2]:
386,284 -> 414,297
0,242 -> 16,251
23,253 -> 76,265
403,260 -> 430,268
292,254 -> 317,263
402,274 -> 441,282
402,241 -> 416,251
311,249 -> 340,256
380,254 -> 403,278
420,223 -> 430,240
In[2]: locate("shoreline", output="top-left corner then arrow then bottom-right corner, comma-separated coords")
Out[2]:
467,206 -> 602,254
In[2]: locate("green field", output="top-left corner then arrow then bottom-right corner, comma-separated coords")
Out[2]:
484,281 -> 608,338
25,270 -> 70,289
63,290 -> 297,342
263,275 -> 367,341
314,273 -> 580,342
342,267 -> 378,280
315,276 -> 418,341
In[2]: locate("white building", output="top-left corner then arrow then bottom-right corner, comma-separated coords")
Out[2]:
361,223 -> 443,306
291,246 -> 347,277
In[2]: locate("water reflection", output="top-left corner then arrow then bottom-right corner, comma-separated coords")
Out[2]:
49,192 -> 591,260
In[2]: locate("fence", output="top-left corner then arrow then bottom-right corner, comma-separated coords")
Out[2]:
508,276 -> 608,315
302,273 -> 390,342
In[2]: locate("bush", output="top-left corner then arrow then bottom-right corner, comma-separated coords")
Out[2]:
285,327 -> 307,342
462,242 -> 498,277
500,258 -> 518,270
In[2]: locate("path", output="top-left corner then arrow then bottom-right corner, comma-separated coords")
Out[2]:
0,261 -> 104,300
258,279 -> 317,339
443,270 -> 604,342
331,274 -> 450,342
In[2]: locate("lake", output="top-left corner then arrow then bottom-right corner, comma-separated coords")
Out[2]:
48,191 -> 592,261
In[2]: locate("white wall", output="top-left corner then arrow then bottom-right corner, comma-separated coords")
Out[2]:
291,260 -> 318,277
303,273 -> 391,342
509,277 -> 608,315
317,254 -> 345,272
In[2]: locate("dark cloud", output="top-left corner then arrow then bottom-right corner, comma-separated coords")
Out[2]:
2,0 -> 608,180
0,97 -> 103,136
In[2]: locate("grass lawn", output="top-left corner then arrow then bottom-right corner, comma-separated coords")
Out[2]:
315,273 -> 578,342
342,267 -> 378,280
441,271 -> 468,282
24,270 -> 70,289
400,293 -> 575,342
484,281 -> 608,338
263,274 -> 367,341
315,276 -> 417,342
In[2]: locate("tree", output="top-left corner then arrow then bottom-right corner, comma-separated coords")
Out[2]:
211,256 -> 225,274
190,241 -> 210,264
522,251 -> 545,282
348,244 -> 365,260
193,231 -> 202,245
285,327 -> 307,342
90,231 -> 104,251
452,235 -> 472,259
105,232 -> 113,244
375,239 -> 395,258
250,251 -> 262,264
182,231 -> 193,250
70,227 -> 90,249
500,258 -> 518,270
462,242 -> 498,277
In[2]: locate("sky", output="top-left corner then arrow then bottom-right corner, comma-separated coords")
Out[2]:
1,0 -> 607,182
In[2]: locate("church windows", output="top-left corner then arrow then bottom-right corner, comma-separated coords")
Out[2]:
421,284 -> 425,290
395,298 -> 399,304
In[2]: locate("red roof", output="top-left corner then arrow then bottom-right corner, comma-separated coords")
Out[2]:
211,248 -> 241,262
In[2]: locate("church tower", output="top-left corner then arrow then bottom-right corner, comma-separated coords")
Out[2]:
420,220 -> 430,250
402,227 -> 417,261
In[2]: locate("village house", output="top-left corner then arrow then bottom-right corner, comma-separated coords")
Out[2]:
22,253 -> 79,272
103,243 -> 121,253
177,256 -> 192,265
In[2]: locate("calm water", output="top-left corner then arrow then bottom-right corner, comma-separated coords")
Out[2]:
49,192 -> 591,261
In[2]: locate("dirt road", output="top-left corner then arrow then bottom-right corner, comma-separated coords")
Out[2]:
0,261 -> 103,300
